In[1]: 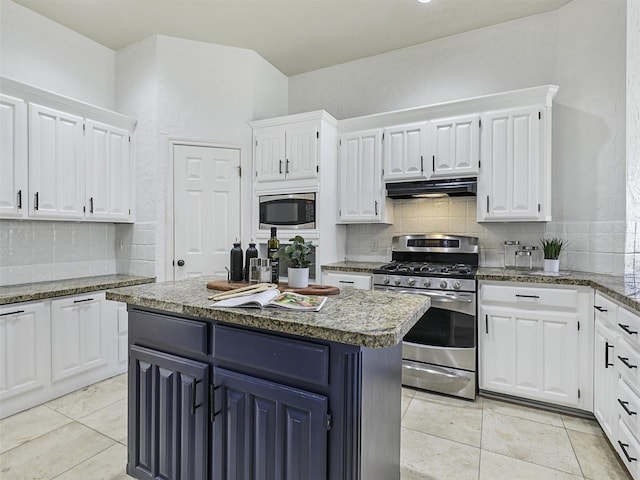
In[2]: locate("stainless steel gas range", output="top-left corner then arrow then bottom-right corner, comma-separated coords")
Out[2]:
373,234 -> 479,400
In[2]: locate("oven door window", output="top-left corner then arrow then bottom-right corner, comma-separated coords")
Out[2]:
404,306 -> 475,348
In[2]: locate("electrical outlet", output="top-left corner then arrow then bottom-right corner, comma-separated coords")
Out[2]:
371,240 -> 378,252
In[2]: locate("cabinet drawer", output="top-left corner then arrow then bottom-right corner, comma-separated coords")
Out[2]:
215,325 -> 329,386
617,340 -> 640,389
129,309 -> 209,356
617,420 -> 640,478
594,292 -> 618,327
481,284 -> 579,310
323,272 -> 372,290
618,307 -> 640,348
618,377 -> 640,440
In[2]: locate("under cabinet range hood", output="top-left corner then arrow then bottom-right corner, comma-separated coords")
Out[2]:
385,178 -> 477,198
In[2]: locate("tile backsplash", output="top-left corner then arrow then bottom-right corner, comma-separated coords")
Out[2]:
345,197 -> 628,276
0,220 -> 117,286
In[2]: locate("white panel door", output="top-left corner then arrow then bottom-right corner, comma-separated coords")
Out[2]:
174,145 -> 241,280
254,126 -> 285,183
480,308 -> 516,391
338,129 -> 382,222
383,122 -> 428,181
479,107 -> 541,221
0,302 -> 48,402
85,119 -> 131,221
285,121 -> 318,181
51,293 -> 107,383
430,114 -> 480,178
29,103 -> 84,219
0,95 -> 28,219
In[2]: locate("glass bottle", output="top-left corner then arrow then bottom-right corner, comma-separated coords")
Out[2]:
267,227 -> 280,284
230,242 -> 243,282
244,242 -> 258,281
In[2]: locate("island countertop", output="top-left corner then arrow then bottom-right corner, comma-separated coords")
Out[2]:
106,275 -> 430,348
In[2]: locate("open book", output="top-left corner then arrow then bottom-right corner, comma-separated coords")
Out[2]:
210,289 -> 327,312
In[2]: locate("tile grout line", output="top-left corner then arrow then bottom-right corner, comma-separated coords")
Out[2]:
48,438 -> 119,480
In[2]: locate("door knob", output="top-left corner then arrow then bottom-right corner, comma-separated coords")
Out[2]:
177,259 -> 185,267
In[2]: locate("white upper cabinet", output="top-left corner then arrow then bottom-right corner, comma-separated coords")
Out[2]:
430,114 -> 480,178
0,95 -> 28,219
29,103 -> 85,220
383,122 -> 428,182
478,106 -> 550,222
85,120 -> 132,222
254,120 -> 318,188
338,129 -> 393,224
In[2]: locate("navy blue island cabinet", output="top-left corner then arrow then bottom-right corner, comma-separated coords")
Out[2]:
126,306 -> 402,480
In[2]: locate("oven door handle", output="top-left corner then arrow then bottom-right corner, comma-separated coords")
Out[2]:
395,290 -> 473,303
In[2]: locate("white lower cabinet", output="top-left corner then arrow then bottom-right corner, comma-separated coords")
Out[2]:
322,271 -> 372,290
0,293 -> 126,419
0,301 -> 49,402
594,311 -> 618,439
479,281 -> 592,410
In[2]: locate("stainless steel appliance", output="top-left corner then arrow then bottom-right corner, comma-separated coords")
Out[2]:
373,234 -> 479,400
259,192 -> 316,230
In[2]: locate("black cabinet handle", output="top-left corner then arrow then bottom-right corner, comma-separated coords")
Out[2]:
285,159 -> 290,174
0,310 -> 25,317
191,378 -> 197,415
210,385 -> 221,423
374,201 -> 379,216
17,189 -> 22,210
89,197 -> 94,214
34,192 -> 39,211
485,314 -> 489,334
594,305 -> 608,312
339,280 -> 355,284
605,341 -> 614,368
73,298 -> 94,304
619,323 -> 638,335
618,355 -> 638,370
619,441 -> 637,463
420,155 -> 424,173
515,294 -> 540,299
279,159 -> 283,174
618,399 -> 637,416
432,155 -> 435,171
486,195 -> 489,213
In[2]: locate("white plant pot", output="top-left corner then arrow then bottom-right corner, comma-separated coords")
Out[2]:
288,267 -> 309,288
543,259 -> 560,273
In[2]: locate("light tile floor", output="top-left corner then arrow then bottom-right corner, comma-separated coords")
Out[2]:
0,376 -> 632,480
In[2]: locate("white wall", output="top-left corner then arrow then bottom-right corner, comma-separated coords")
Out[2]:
0,0 -> 116,109
0,0 -> 119,285
115,35 -> 288,281
288,0 -> 627,275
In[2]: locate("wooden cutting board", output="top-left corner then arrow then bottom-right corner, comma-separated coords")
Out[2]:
206,280 -> 340,296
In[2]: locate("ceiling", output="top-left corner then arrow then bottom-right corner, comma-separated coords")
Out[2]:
12,0 -> 572,76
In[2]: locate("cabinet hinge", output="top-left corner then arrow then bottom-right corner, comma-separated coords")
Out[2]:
129,209 -> 131,215
316,165 -> 319,173
339,209 -> 342,217
578,389 -> 581,399
316,131 -> 319,139
577,321 -> 580,331
83,123 -> 86,133
128,136 -> 131,143
255,171 -> 258,177
382,133 -> 384,141
478,160 -> 481,169
382,168 -> 384,176
339,139 -> 342,146
238,166 -> 242,177
255,139 -> 258,146
538,204 -> 541,212
479,119 -> 482,128
326,412 -> 332,431
83,205 -> 86,213
538,111 -> 542,120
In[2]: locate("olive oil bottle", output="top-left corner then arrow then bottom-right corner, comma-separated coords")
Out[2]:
267,227 -> 279,284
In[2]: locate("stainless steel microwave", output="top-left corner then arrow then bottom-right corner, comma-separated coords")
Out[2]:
259,193 -> 316,230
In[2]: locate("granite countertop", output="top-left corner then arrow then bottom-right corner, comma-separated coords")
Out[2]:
321,261 -> 385,273
106,276 -> 430,349
0,274 -> 156,305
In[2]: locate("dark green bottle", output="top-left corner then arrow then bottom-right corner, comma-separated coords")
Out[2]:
267,228 -> 279,284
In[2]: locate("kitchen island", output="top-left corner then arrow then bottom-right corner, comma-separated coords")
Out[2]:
106,276 -> 430,480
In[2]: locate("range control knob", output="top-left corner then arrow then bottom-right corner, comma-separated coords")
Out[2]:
407,278 -> 416,286
423,279 -> 432,288
394,278 -> 402,286
383,276 -> 390,285
439,280 -> 448,289
453,281 -> 462,290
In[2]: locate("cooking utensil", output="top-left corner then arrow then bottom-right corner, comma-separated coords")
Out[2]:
208,282 -> 277,301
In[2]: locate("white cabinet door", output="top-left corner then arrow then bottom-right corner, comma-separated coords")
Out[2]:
0,95 -> 28,219
29,103 -> 84,219
383,122 -> 428,182
255,126 -> 286,183
285,121 -> 318,181
430,114 -> 480,178
51,293 -> 107,383
0,302 -> 48,402
480,305 -> 580,406
85,120 -> 132,222
594,317 -> 618,441
338,129 -> 391,223
478,107 -> 547,222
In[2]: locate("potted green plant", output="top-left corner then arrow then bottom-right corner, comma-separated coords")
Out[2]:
275,235 -> 314,288
539,237 -> 565,273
